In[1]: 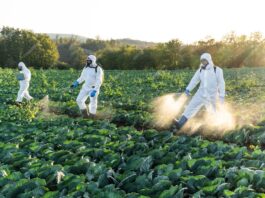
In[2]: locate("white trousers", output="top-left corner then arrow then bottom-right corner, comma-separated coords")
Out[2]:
183,93 -> 216,119
16,81 -> 33,102
76,87 -> 99,114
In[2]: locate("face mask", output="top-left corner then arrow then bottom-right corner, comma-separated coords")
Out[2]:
201,59 -> 209,69
86,59 -> 92,66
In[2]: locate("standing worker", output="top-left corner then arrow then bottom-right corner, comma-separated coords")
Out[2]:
174,53 -> 225,130
16,62 -> 33,103
71,55 -> 104,118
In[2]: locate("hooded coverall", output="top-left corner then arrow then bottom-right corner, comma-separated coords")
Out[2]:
182,53 -> 225,119
16,62 -> 33,102
75,55 -> 104,115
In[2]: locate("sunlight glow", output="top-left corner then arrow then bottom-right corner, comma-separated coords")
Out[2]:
1,0 -> 265,43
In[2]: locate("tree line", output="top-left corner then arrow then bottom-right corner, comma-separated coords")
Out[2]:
1,26 -> 265,69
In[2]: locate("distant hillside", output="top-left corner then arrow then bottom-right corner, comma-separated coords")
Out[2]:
47,33 -> 87,42
115,38 -> 157,48
47,33 -> 156,48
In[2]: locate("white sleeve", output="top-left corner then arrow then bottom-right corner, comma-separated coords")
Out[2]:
77,68 -> 85,84
95,67 -> 103,90
186,69 -> 201,92
217,68 -> 225,97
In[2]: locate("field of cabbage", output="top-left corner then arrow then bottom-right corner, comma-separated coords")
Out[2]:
1,67 -> 265,197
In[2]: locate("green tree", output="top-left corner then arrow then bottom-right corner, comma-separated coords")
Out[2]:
56,37 -> 87,69
0,27 -> 59,68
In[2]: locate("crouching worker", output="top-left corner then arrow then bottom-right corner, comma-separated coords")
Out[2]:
174,53 -> 225,130
71,55 -> 104,118
16,62 -> 33,103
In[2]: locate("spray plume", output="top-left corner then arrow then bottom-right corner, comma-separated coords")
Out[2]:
151,93 -> 265,138
151,93 -> 188,128
37,95 -> 50,112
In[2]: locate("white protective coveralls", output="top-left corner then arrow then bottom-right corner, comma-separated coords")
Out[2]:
76,55 -> 104,114
16,62 -> 33,102
182,53 -> 225,119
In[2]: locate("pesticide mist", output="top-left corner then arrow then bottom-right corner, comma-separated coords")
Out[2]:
151,93 -> 238,136
183,103 -> 236,137
38,95 -> 49,112
151,93 -> 188,128
152,93 -> 265,137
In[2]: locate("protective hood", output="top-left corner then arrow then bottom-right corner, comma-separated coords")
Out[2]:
18,62 -> 27,70
186,52 -> 225,99
87,55 -> 97,67
200,53 -> 214,69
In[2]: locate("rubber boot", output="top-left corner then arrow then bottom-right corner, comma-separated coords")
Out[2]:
174,115 -> 188,130
88,113 -> 96,119
81,109 -> 90,119
15,101 -> 22,107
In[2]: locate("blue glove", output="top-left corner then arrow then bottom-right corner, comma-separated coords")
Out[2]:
219,96 -> 225,104
185,89 -> 190,96
90,90 -> 97,97
16,73 -> 25,81
71,81 -> 79,88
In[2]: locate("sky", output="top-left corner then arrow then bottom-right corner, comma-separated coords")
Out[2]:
1,0 -> 265,43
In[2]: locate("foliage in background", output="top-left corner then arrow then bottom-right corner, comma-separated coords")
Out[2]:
0,27 -> 59,68
1,27 -> 265,69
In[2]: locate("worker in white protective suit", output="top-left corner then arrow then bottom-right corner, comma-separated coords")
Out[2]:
174,53 -> 225,129
16,62 -> 33,103
71,55 -> 104,118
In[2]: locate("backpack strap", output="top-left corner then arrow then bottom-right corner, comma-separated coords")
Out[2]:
87,65 -> 98,73
96,63 -> 104,73
200,66 -> 217,73
199,66 -> 219,85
